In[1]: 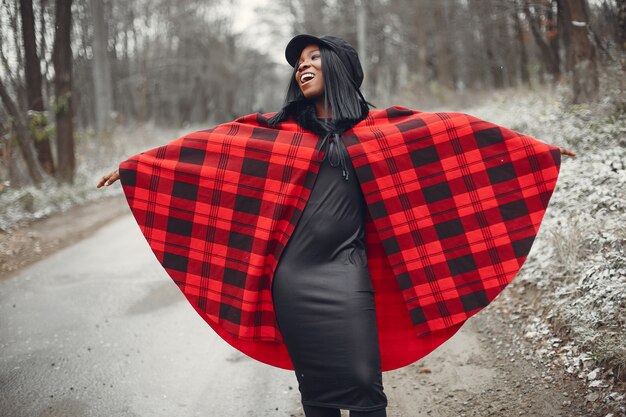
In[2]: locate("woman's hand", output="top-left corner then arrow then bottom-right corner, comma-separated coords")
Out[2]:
559,147 -> 576,157
96,168 -> 120,188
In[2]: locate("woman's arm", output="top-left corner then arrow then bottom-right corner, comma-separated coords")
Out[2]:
96,168 -> 120,188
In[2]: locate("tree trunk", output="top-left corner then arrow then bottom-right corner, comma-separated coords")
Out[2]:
117,4 -> 136,124
525,1 -> 561,81
433,2 -> 454,90
547,1 -> 562,73
513,1 -> 531,86
617,1 -> 626,51
494,3 -> 514,88
53,0 -> 75,183
558,0 -> 599,103
10,1 -> 26,111
39,0 -> 53,102
20,0 -> 56,175
0,79 -> 45,185
90,0 -> 113,135
355,0 -> 367,95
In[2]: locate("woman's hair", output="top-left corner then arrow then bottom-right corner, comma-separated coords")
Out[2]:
267,44 -> 371,132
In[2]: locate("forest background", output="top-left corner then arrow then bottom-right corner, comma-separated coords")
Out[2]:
1,0 -> 621,190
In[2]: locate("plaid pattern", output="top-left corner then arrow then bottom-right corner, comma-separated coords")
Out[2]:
119,107 -> 561,371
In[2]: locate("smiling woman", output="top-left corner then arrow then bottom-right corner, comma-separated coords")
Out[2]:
97,34 -> 568,417
268,35 -> 371,137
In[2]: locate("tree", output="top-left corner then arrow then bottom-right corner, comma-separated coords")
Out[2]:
513,0 -> 531,86
53,0 -> 75,183
558,0 -> 599,103
90,0 -> 113,135
617,1 -> 626,51
20,0 -> 56,175
0,78 -> 45,184
355,0 -> 368,95
525,0 -> 561,82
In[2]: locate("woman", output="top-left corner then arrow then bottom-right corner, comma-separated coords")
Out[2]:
97,34 -> 574,417
266,35 -> 388,416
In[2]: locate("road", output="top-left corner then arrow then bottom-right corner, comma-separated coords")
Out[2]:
0,214 -> 589,416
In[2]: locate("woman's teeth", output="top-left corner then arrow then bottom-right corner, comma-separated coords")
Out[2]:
300,73 -> 315,84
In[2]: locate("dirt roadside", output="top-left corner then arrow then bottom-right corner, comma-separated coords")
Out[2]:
0,195 -> 128,281
1,196 -> 623,417
384,298 -> 602,417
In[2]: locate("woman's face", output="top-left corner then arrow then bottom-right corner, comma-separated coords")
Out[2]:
295,44 -> 325,101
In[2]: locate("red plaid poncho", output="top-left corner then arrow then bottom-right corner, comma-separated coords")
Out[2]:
119,107 -> 561,371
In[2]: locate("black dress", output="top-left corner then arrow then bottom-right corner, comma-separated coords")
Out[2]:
271,132 -> 388,412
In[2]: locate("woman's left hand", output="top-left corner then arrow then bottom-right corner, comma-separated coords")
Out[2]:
559,147 -> 576,157
96,168 -> 120,188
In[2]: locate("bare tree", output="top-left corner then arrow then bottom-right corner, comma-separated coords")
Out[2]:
433,1 -> 455,90
90,0 -> 113,135
525,0 -> 561,82
53,0 -> 75,183
0,79 -> 45,184
111,3 -> 137,124
5,1 -> 27,111
617,1 -> 626,51
355,0 -> 368,95
287,0 -> 328,35
513,0 -> 531,86
558,0 -> 599,103
20,0 -> 56,175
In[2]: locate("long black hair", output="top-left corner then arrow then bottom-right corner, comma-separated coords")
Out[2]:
267,44 -> 372,135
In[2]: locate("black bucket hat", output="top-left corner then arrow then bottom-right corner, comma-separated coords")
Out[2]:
285,34 -> 364,88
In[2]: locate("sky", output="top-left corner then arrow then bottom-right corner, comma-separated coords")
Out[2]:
231,0 -> 291,64
231,0 -> 262,33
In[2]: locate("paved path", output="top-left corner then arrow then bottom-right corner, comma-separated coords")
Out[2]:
0,214 -> 588,416
1,216 -> 301,416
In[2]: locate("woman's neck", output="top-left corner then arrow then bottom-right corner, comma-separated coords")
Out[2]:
314,99 -> 332,119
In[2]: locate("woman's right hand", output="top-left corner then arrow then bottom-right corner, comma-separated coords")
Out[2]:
96,168 -> 120,188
